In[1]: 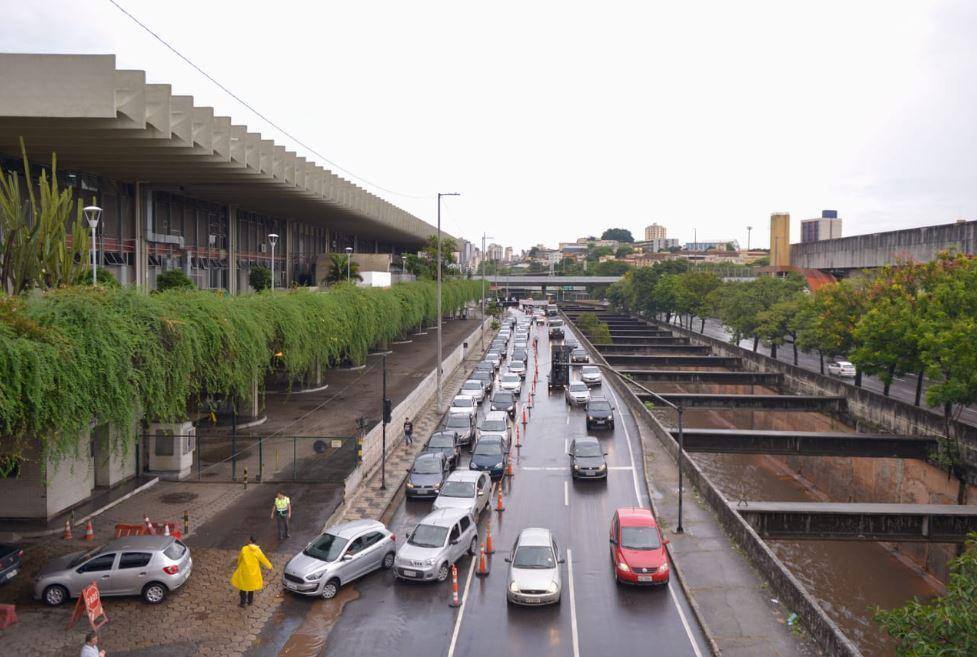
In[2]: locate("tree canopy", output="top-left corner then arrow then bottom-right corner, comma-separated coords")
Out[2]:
601,228 -> 634,242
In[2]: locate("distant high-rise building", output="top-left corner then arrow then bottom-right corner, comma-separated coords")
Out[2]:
644,223 -> 667,241
504,246 -> 513,262
770,213 -> 790,267
486,243 -> 504,261
800,210 -> 843,243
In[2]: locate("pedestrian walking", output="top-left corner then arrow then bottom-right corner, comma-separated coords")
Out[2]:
403,417 -> 414,446
231,536 -> 273,607
271,491 -> 292,540
80,632 -> 105,657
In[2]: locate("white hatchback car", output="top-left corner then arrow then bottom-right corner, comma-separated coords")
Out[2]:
449,395 -> 478,419
827,360 -> 857,377
432,470 -> 493,516
499,373 -> 523,395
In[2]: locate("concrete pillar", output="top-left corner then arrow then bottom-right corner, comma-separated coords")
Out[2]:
228,205 -> 238,294
134,182 -> 148,292
285,218 -> 293,287
770,212 -> 790,267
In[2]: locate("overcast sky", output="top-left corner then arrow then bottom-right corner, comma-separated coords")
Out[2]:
3,1 -> 976,251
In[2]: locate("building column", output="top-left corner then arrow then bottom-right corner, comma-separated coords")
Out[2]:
228,205 -> 238,295
285,219 -> 294,287
134,182 -> 148,293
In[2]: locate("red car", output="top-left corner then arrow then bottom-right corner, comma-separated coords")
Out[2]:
609,507 -> 670,586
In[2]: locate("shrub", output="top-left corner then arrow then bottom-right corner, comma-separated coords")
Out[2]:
155,269 -> 195,292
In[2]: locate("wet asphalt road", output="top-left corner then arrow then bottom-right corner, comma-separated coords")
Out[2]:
302,313 -> 709,657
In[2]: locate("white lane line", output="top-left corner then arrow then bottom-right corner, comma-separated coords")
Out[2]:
564,480 -> 569,506
566,414 -> 570,425
519,466 -> 633,472
446,554 -> 477,657
606,381 -> 705,657
565,438 -> 569,454
567,548 -> 581,657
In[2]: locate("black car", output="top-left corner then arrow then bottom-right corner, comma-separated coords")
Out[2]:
569,437 -> 607,479
469,439 -> 507,479
0,543 -> 22,585
443,412 -> 476,445
425,431 -> 461,469
406,452 -> 450,499
471,370 -> 494,394
490,391 -> 517,419
585,397 -> 615,430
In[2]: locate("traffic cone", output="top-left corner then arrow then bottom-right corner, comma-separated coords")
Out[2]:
515,425 -> 521,448
62,520 -> 73,540
475,544 -> 489,577
506,459 -> 514,478
163,523 -> 171,537
449,564 -> 461,607
522,408 -> 528,427
82,520 -> 94,541
486,525 -> 495,554
496,484 -> 505,512
144,515 -> 155,535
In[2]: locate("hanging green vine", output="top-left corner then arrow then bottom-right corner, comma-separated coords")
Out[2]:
0,279 -> 482,460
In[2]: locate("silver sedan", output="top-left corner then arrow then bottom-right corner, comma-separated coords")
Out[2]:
506,527 -> 564,606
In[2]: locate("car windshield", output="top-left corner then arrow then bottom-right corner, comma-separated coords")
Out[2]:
440,481 -> 475,498
413,457 -> 442,474
453,397 -> 474,407
429,434 -> 454,448
582,367 -> 599,375
588,401 -> 611,411
480,419 -> 508,432
502,374 -> 519,383
512,545 -> 556,569
570,383 -> 588,392
573,349 -> 585,355
494,393 -> 514,404
573,442 -> 602,457
304,533 -> 348,562
408,524 -> 449,548
463,382 -> 480,391
70,545 -> 106,567
445,416 -> 470,429
473,442 -> 503,457
621,526 -> 662,550
511,361 -> 525,369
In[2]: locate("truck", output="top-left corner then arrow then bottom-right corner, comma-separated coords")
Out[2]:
548,344 -> 573,390
548,318 -> 565,339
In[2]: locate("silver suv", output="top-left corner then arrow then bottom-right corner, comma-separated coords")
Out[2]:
394,508 -> 478,582
283,519 -> 396,599
35,535 -> 192,606
432,470 -> 493,516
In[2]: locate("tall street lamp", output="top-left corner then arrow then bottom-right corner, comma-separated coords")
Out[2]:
436,192 -> 460,413
268,233 -> 279,292
83,205 -> 102,286
480,233 -> 493,350
344,246 -> 353,281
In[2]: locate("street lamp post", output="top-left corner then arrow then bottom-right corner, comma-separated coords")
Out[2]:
83,206 -> 102,286
436,192 -> 460,414
480,233 -> 493,350
746,225 -> 753,252
344,246 -> 353,281
268,233 -> 279,292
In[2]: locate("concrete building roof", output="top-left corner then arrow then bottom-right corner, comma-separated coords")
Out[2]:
0,53 -> 442,246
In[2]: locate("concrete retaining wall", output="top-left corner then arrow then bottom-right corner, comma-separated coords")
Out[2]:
567,313 -> 863,657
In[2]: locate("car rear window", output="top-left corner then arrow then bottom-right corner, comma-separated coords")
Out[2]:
163,540 -> 187,561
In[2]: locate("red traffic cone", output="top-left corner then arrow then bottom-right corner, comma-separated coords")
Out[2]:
475,544 -> 489,577
486,525 -> 495,554
163,523 -> 171,537
144,515 -> 155,535
515,425 -> 522,448
82,520 -> 94,541
449,564 -> 461,607
506,459 -> 514,478
496,484 -> 505,512
62,520 -> 73,540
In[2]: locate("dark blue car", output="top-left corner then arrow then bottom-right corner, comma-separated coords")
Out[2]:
468,439 -> 507,479
406,452 -> 450,499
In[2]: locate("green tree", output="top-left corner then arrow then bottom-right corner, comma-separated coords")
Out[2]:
324,254 -> 362,284
73,268 -> 120,288
590,260 -> 632,276
601,228 -> 634,242
407,236 -> 459,279
250,265 -> 272,291
675,271 -> 722,332
875,532 -> 977,657
810,279 -> 869,384
155,269 -> 195,292
615,244 -> 635,258
527,260 -> 547,274
715,275 -> 806,350
757,295 -> 805,361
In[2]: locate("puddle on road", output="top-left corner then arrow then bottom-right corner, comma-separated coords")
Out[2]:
278,586 -> 360,657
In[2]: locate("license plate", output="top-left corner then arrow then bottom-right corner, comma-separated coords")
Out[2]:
402,569 -> 417,578
285,581 -> 296,589
637,575 -> 654,582
4,569 -> 16,580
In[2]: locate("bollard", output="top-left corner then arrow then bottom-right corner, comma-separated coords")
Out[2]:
356,436 -> 364,464
244,466 -> 249,490
475,544 -> 489,577
183,509 -> 190,536
449,564 -> 461,607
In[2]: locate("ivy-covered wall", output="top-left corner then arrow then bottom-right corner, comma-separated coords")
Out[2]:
0,279 -> 482,459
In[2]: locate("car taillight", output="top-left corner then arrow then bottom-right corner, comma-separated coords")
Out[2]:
16,550 -> 23,558
390,534 -> 396,542
162,565 -> 180,575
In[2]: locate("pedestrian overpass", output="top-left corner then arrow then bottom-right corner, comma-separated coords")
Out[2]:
486,275 -> 620,300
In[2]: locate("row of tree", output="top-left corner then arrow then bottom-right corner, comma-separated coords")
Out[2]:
607,255 -> 977,436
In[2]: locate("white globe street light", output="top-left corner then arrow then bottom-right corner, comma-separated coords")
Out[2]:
344,246 -> 353,281
268,233 -> 279,292
83,205 -> 102,286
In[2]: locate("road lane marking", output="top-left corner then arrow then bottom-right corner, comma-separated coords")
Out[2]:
567,548 -> 581,657
519,466 -> 633,472
606,378 -> 705,657
564,480 -> 569,506
446,552 -> 478,657
566,414 -> 570,425
565,438 -> 569,454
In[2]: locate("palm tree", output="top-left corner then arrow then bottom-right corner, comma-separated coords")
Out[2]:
325,252 -> 362,284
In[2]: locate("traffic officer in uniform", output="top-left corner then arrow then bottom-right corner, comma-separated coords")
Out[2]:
271,491 -> 291,540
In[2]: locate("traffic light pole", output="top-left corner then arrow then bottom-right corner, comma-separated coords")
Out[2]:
381,353 -> 388,491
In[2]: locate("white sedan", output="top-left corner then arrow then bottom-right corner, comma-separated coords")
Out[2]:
460,379 -> 486,404
827,360 -> 857,377
449,395 -> 478,419
499,373 -> 523,395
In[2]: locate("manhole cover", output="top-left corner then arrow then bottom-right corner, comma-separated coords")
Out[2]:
159,492 -> 199,505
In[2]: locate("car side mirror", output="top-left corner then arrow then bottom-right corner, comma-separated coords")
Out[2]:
609,538 -> 617,545
663,538 -> 670,545
504,557 -> 512,563
343,553 -> 354,561
406,468 -> 412,473
558,558 -> 566,564
603,452 -> 608,456
450,539 -> 460,545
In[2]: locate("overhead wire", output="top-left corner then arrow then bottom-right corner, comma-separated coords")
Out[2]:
107,0 -> 432,201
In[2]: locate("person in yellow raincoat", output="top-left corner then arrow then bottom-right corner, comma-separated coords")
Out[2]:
231,536 -> 273,607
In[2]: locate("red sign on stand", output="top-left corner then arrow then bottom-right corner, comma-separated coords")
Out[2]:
67,583 -> 108,631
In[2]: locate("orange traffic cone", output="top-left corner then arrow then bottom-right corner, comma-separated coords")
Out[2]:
486,525 -> 495,554
522,408 -> 528,427
82,520 -> 94,541
496,484 -> 505,512
62,520 -> 73,540
475,544 -> 489,577
449,564 -> 461,607
163,523 -> 171,537
515,425 -> 522,448
144,515 -> 155,535
506,459 -> 514,478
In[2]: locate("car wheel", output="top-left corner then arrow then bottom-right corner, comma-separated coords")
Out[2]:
142,582 -> 167,604
321,578 -> 340,600
42,584 -> 68,607
469,536 -> 479,556
382,552 -> 395,569
437,563 -> 450,582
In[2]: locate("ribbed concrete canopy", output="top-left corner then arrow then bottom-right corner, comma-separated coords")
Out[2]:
0,54 -> 441,246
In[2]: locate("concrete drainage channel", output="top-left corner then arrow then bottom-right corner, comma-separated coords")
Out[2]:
561,306 -> 863,657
